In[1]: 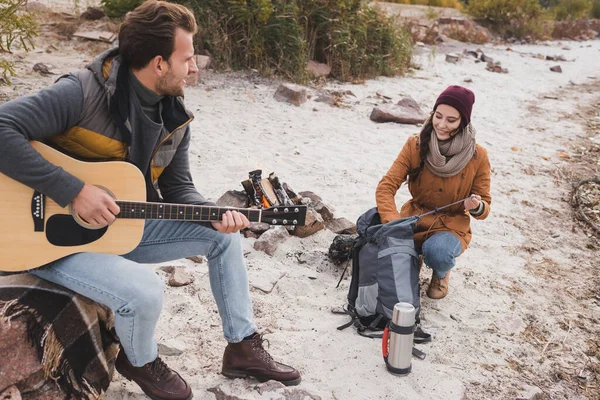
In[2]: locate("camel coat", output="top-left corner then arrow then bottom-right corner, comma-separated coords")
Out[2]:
376,135 -> 492,252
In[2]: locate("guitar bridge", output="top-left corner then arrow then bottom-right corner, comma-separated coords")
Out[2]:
31,191 -> 45,232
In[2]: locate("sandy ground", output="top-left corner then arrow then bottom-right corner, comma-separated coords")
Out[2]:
1,8 -> 599,400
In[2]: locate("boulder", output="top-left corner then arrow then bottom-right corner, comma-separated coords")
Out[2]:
0,318 -> 66,399
306,61 -> 331,78
292,208 -> 324,238
80,7 -> 105,20
274,84 -> 308,107
253,226 -> 290,256
370,103 -> 427,125
216,190 -> 248,208
167,266 -> 195,287
325,217 -> 357,234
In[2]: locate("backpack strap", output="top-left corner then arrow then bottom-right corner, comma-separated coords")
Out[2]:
331,306 -> 385,338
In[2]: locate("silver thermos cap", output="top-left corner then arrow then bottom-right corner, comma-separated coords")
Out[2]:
383,302 -> 416,376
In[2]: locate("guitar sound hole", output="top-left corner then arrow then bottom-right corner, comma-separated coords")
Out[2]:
46,214 -> 108,246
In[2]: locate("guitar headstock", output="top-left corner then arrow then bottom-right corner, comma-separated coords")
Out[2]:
260,205 -> 307,226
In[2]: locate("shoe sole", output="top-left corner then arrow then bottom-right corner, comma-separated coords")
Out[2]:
118,371 -> 194,400
222,369 -> 302,386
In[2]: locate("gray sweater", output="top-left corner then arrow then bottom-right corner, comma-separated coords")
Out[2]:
0,69 -> 212,209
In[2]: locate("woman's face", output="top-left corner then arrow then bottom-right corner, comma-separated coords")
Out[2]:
433,104 -> 462,141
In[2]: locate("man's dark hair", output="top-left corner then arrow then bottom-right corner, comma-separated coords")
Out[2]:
119,0 -> 198,69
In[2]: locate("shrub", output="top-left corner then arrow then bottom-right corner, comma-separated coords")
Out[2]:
100,0 -> 143,18
377,0 -> 462,8
552,0 -> 592,19
589,0 -> 600,16
466,0 -> 544,38
182,0 -> 413,82
0,0 -> 37,83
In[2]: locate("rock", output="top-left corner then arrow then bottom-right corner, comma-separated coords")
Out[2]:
167,266 -> 195,287
550,65 -> 562,73
438,17 -> 467,25
325,217 -> 357,234
207,385 -> 245,400
397,97 -> 426,115
306,60 -> 331,78
0,318 -> 70,399
480,53 -> 494,63
313,201 -> 334,222
80,7 -> 105,20
464,78 -> 473,83
195,55 -> 212,70
216,190 -> 248,208
32,63 -> 53,75
274,84 -> 308,107
314,93 -> 335,106
464,50 -> 479,58
25,1 -> 49,12
243,230 -> 260,239
370,103 -> 427,125
292,208 -> 324,238
253,226 -> 289,256
486,62 -> 508,74
186,256 -> 205,263
445,53 -> 461,63
0,386 -> 21,400
255,380 -> 287,394
247,222 -> 271,234
254,379 -> 322,399
0,318 -> 44,392
158,342 -> 183,356
298,191 -> 322,203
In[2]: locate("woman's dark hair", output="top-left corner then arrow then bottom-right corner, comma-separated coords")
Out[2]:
407,111 -> 468,182
119,0 -> 198,69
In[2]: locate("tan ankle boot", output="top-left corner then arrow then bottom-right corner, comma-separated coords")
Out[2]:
427,271 -> 450,299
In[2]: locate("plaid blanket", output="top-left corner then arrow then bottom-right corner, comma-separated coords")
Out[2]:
0,274 -> 120,399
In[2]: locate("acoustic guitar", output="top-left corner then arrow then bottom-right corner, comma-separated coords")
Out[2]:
0,141 -> 307,272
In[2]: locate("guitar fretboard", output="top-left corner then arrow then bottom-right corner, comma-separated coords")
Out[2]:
116,201 -> 262,222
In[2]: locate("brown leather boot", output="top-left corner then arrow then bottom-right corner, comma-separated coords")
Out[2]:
115,350 -> 192,400
222,333 -> 301,386
427,271 -> 451,299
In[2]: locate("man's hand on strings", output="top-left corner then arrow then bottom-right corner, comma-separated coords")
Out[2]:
71,184 -> 120,228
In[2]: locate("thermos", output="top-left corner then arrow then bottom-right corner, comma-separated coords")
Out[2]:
382,302 -> 416,376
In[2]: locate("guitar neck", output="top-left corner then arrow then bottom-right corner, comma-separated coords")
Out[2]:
116,201 -> 261,223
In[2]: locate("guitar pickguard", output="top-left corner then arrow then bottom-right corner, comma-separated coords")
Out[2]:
46,215 -> 108,246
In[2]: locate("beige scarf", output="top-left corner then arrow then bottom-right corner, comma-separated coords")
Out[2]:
426,122 -> 476,177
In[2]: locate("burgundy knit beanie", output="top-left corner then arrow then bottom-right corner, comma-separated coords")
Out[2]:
434,85 -> 475,125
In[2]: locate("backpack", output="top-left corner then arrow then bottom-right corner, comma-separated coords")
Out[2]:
332,207 -> 431,348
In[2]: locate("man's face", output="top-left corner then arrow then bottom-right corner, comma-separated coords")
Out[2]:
156,28 -> 198,97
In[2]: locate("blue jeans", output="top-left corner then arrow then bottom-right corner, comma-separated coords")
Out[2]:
29,220 -> 256,367
421,232 -> 463,279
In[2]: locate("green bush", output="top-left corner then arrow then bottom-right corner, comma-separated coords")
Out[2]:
552,0 -> 592,19
0,0 -> 37,83
182,0 -> 413,82
589,0 -> 600,17
101,0 -> 143,18
467,0 -> 544,38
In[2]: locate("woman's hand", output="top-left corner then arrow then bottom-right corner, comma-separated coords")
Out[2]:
463,194 -> 481,211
